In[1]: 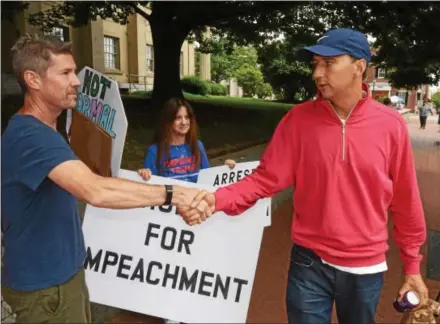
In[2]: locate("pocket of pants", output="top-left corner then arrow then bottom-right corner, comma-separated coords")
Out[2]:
38,284 -> 63,316
291,248 -> 315,267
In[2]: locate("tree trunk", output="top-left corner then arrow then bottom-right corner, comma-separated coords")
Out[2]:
149,8 -> 190,110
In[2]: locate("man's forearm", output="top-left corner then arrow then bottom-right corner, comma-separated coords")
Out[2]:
389,123 -> 427,274
89,177 -> 188,209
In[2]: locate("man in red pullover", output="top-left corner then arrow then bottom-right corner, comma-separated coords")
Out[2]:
179,28 -> 428,323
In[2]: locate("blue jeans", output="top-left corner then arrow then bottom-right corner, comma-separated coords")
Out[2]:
286,244 -> 384,324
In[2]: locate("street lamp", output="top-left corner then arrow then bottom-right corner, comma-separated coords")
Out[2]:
372,79 -> 376,98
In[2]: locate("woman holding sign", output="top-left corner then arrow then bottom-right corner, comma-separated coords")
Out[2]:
137,98 -> 235,324
138,98 -> 235,183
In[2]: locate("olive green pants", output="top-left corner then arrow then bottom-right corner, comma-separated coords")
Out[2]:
2,268 -> 91,323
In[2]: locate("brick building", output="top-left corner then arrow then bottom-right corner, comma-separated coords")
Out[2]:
365,65 -> 431,112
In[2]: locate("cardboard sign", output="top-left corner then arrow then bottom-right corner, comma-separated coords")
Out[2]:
82,170 -> 265,323
399,298 -> 439,323
197,161 -> 272,227
66,66 -> 128,177
69,109 -> 112,177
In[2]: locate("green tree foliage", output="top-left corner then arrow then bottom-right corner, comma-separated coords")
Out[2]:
316,2 -> 440,89
234,65 -> 264,98
432,92 -> 440,109
257,34 -> 316,102
209,39 -> 272,98
256,83 -> 273,99
210,39 -> 260,83
7,1 -> 440,107
22,1 -> 301,108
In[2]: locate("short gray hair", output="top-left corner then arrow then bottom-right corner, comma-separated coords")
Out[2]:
11,33 -> 73,93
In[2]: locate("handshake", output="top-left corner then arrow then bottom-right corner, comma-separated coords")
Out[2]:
170,186 -> 217,226
138,164 -> 236,226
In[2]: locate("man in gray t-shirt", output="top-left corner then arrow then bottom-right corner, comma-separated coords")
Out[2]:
418,97 -> 432,129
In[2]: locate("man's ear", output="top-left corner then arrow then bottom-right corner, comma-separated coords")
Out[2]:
23,70 -> 42,91
358,59 -> 367,77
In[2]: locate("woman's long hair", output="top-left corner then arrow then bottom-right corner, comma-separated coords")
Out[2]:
153,98 -> 201,174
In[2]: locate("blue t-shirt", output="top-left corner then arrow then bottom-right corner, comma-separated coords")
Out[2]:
143,140 -> 210,183
1,115 -> 86,291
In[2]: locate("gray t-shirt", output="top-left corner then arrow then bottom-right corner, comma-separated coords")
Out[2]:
418,104 -> 432,117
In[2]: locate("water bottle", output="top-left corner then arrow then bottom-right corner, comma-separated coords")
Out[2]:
393,291 -> 420,313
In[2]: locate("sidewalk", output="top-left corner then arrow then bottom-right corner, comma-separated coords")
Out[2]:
106,122 -> 440,323
407,122 -> 440,141
408,113 -> 439,125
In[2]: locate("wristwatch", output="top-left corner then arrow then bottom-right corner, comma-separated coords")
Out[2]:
164,185 -> 173,205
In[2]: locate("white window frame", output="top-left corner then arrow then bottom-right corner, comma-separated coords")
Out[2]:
104,36 -> 120,70
377,68 -> 386,78
146,44 -> 154,72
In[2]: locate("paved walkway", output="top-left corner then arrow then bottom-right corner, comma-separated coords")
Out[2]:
106,122 -> 440,323
407,122 -> 440,141
408,113 -> 439,125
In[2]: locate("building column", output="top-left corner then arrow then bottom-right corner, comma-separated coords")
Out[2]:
199,27 -> 211,81
89,20 -> 105,73
408,90 -> 417,112
199,53 -> 211,81
72,20 -> 105,74
127,14 -> 140,83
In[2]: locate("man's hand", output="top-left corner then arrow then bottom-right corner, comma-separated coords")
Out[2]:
397,274 -> 429,310
173,186 -> 200,207
174,187 -> 214,225
177,190 -> 216,226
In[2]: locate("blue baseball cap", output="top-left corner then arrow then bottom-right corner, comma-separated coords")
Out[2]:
304,28 -> 371,62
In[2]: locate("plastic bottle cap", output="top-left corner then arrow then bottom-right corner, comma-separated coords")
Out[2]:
407,291 -> 420,305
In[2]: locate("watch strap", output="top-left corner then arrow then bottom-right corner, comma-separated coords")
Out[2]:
164,185 -> 173,205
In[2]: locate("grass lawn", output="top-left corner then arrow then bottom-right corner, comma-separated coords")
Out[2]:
183,93 -> 293,110
128,91 -> 293,111
121,92 -> 293,170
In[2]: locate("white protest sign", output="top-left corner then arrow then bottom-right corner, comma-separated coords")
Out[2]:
197,161 -> 271,227
66,66 -> 128,177
82,169 -> 265,323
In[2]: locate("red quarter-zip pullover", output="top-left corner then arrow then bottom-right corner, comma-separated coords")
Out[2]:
215,84 -> 426,275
